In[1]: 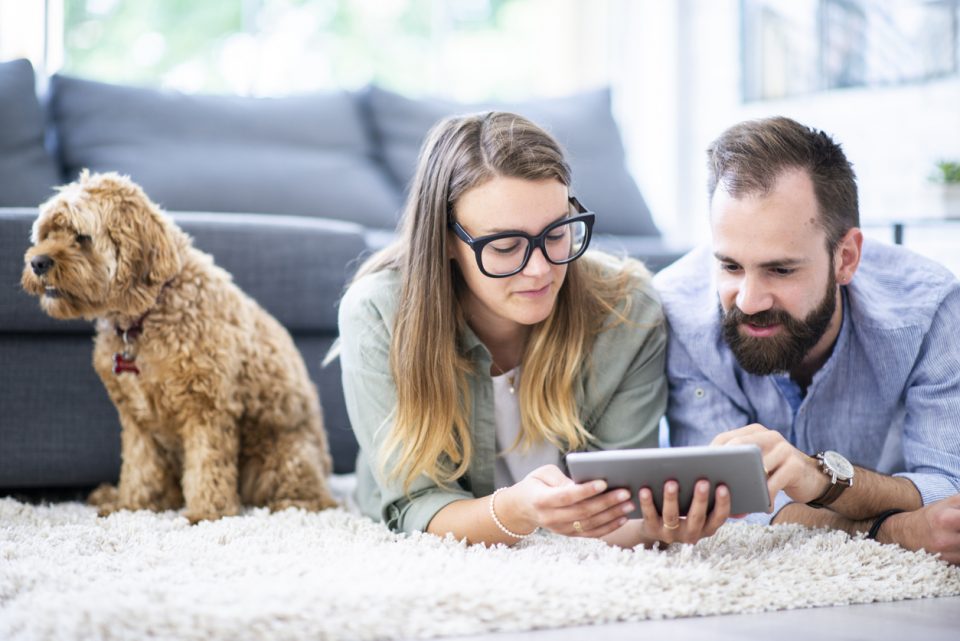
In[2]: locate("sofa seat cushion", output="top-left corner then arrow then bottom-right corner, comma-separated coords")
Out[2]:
363,86 -> 658,238
50,75 -> 403,229
0,209 -> 367,334
0,60 -> 62,207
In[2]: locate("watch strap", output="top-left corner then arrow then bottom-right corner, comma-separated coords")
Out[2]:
806,479 -> 850,508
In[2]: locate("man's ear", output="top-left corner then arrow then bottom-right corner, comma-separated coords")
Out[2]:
834,227 -> 863,285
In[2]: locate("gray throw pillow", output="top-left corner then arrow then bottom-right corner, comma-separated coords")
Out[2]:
50,75 -> 403,229
0,59 -> 62,207
363,86 -> 658,237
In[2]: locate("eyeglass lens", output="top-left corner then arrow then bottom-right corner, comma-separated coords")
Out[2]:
480,218 -> 588,276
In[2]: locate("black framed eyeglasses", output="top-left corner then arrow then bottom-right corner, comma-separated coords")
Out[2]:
449,197 -> 595,278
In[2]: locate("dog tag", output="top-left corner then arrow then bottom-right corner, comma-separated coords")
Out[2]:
113,352 -> 140,375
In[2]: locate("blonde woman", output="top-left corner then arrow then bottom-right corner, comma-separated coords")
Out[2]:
337,112 -> 731,547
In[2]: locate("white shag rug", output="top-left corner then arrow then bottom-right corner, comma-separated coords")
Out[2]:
2,482 -> 959,641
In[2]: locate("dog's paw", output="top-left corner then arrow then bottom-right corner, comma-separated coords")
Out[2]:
184,504 -> 241,524
88,483 -> 120,511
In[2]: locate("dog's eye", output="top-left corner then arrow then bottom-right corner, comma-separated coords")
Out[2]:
76,234 -> 92,244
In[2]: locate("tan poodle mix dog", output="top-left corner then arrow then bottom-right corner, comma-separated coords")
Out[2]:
22,171 -> 337,522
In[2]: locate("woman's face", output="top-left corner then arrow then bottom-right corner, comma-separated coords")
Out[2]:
449,176 -> 571,338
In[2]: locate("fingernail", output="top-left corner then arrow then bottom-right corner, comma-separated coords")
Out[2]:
593,480 -> 607,492
623,503 -> 634,513
618,517 -> 628,526
617,491 -> 630,501
717,486 -> 729,497
640,489 -> 651,500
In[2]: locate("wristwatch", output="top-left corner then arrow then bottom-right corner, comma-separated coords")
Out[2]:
806,450 -> 855,508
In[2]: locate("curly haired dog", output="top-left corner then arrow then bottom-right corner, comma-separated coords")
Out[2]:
21,171 -> 337,522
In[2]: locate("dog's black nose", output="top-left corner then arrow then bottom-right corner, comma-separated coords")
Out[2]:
31,254 -> 54,276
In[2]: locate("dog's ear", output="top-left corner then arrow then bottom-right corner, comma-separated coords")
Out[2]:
97,174 -> 182,288
137,209 -> 182,286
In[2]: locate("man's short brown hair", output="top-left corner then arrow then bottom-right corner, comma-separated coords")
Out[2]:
706,116 -> 859,250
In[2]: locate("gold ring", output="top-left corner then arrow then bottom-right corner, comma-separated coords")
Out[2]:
663,520 -> 681,530
572,520 -> 583,533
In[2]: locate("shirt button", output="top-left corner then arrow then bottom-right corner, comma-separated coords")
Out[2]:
694,388 -> 705,399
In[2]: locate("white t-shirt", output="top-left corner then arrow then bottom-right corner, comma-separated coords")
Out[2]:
492,366 -> 561,488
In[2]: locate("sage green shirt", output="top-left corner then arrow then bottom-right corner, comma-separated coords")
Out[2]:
337,254 -> 668,533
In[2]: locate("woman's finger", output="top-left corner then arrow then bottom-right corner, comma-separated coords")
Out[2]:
540,488 -> 632,527
660,480 -> 682,532
703,484 -> 731,535
682,479 -> 710,537
580,516 -> 629,539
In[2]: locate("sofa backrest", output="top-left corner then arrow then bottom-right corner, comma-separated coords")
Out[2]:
49,74 -> 404,230
41,70 -> 659,239
361,85 -> 659,238
0,59 -> 63,207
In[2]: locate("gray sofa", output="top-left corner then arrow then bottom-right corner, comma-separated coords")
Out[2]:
0,57 -> 684,491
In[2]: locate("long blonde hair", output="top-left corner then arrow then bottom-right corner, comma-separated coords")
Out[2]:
353,112 -> 644,491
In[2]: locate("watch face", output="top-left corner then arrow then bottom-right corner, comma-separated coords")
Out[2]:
823,450 -> 854,479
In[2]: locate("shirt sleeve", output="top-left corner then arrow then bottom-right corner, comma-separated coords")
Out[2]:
338,276 -> 472,534
896,282 -> 960,505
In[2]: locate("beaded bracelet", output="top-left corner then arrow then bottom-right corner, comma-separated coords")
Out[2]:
489,487 -> 537,539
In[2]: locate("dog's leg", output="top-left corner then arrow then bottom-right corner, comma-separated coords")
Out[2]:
89,399 -> 183,516
180,411 -> 242,523
242,414 -> 338,513
110,414 -> 184,515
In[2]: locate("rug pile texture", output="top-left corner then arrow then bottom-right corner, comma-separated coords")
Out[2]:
1,491 -> 959,641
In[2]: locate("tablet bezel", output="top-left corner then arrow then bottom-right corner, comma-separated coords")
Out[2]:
565,445 -> 771,518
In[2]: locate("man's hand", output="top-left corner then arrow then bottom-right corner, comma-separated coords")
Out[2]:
711,423 -> 828,507
882,494 -> 960,565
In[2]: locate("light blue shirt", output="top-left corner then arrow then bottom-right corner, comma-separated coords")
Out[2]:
653,240 -> 960,522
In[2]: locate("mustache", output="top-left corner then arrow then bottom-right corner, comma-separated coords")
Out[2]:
723,306 -> 792,329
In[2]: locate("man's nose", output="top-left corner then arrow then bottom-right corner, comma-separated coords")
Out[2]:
31,254 -> 54,276
735,276 -> 773,315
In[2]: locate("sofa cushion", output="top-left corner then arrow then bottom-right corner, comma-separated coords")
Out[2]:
49,75 -> 403,229
0,59 -> 62,207
363,86 -> 658,237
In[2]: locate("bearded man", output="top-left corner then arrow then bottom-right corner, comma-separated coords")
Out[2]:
653,116 -> 960,564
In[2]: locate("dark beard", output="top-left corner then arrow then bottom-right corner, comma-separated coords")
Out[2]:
722,272 -> 837,376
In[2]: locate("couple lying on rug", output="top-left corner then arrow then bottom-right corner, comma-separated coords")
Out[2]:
335,113 -> 960,564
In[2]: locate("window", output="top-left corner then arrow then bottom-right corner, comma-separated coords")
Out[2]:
59,0 -> 610,100
742,0 -> 960,101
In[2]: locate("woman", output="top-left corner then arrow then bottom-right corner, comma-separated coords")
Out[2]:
336,112 -> 730,546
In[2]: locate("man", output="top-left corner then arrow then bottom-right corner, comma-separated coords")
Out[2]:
654,116 -> 960,564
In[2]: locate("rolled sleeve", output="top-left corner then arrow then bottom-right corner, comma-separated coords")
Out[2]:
900,283 -> 960,504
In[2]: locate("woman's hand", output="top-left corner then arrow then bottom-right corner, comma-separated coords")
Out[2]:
498,464 -> 635,538
635,479 -> 733,545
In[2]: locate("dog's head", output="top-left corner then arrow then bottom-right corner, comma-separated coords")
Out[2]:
21,171 -> 183,320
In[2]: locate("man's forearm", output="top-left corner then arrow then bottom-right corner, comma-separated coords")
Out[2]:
816,466 -> 922,520
771,502 -> 872,535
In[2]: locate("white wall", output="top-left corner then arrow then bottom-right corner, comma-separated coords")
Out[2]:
612,0 -> 960,254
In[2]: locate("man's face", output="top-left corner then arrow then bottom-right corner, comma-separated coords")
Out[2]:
710,169 -> 842,376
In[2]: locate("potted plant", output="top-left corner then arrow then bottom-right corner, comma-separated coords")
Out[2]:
931,160 -> 960,218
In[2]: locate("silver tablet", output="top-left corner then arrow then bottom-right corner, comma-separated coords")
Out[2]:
566,445 -> 771,518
